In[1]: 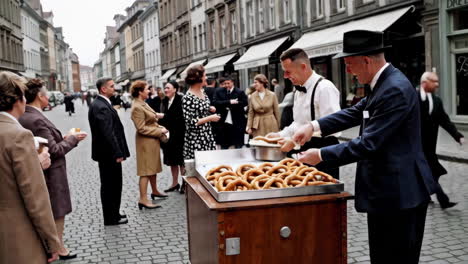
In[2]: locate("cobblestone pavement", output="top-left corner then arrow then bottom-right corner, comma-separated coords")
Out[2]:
43,103 -> 467,264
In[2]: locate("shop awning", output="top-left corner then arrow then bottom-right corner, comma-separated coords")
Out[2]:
234,36 -> 289,70
290,6 -> 414,58
180,59 -> 207,79
159,68 -> 177,82
204,53 -> 238,74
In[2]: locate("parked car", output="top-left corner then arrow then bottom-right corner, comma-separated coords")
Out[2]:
51,91 -> 64,105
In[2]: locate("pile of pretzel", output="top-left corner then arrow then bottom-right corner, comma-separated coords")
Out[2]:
205,158 -> 339,192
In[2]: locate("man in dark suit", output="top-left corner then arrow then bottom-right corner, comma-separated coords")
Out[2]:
419,71 -> 464,209
213,76 -> 248,149
293,30 -> 437,264
88,77 -> 130,226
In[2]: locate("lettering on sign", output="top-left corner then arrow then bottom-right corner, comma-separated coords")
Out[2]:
447,0 -> 468,9
457,56 -> 468,76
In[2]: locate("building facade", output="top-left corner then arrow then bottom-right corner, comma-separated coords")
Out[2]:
79,65 -> 95,91
0,0 -> 24,73
141,2 -> 162,87
21,1 -> 42,78
71,52 -> 81,92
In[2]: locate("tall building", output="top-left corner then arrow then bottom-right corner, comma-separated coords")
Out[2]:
70,52 -> 81,92
140,1 -> 162,87
21,0 -> 42,78
79,65 -> 95,91
0,0 -> 24,73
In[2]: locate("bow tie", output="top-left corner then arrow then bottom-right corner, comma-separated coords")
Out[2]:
295,85 -> 307,93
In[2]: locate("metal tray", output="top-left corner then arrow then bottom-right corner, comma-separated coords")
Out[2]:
193,148 -> 344,202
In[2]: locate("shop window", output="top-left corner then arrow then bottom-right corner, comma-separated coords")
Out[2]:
452,7 -> 468,31
455,53 -> 468,115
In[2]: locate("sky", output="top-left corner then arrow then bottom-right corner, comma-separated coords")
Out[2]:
41,0 -> 136,67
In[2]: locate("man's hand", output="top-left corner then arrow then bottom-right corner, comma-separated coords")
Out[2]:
209,106 -> 216,113
156,113 -> 165,119
293,123 -> 314,145
48,252 -> 59,263
230,99 -> 238,105
265,132 -> 281,139
116,157 -> 124,163
75,132 -> 87,141
459,137 -> 465,146
297,148 -> 321,165
246,128 -> 252,134
38,147 -> 51,170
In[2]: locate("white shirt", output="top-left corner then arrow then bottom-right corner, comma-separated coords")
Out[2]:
0,111 -> 19,124
168,96 -> 175,109
279,72 -> 341,138
98,94 -> 112,106
259,91 -> 265,100
420,88 -> 433,115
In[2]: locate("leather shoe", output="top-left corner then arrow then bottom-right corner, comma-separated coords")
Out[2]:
441,202 -> 457,209
104,218 -> 128,226
151,193 -> 168,200
59,252 -> 77,260
119,214 -> 127,219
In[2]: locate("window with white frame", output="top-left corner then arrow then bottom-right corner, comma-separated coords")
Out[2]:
221,15 -> 226,48
247,0 -> 255,36
268,0 -> 275,29
230,10 -> 237,44
283,0 -> 291,23
210,20 -> 216,50
193,27 -> 198,53
258,0 -> 264,33
316,0 -> 324,19
185,30 -> 190,56
337,0 -> 345,12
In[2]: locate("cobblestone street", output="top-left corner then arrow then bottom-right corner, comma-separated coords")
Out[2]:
45,103 -> 468,264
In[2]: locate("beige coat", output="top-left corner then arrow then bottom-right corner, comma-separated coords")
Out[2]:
0,114 -> 61,264
131,99 -> 164,176
247,90 -> 280,137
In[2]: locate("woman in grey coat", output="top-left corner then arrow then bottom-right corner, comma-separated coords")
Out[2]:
19,78 -> 86,260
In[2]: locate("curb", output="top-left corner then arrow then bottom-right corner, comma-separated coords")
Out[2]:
338,136 -> 468,164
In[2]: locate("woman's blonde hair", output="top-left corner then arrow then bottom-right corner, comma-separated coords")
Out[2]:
254,74 -> 269,89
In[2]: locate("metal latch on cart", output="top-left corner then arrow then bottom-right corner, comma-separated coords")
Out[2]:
225,237 -> 240,255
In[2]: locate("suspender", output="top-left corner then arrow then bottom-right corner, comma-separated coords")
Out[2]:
310,77 -> 323,120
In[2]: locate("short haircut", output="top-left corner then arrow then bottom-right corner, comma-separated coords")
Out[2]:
218,77 -> 226,85
24,78 -> 46,104
223,75 -> 235,82
167,81 -> 179,91
207,78 -> 216,86
254,74 -> 269,88
0,71 -> 26,111
96,77 -> 113,93
185,64 -> 205,85
280,48 -> 311,66
130,80 -> 147,98
420,71 -> 437,83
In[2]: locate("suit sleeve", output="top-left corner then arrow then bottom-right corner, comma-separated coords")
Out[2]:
33,118 -> 78,160
11,130 -> 61,253
437,98 -> 464,142
213,90 -> 230,106
94,105 -> 124,159
238,90 -> 248,108
131,106 -> 163,138
318,97 -> 367,136
320,87 -> 412,166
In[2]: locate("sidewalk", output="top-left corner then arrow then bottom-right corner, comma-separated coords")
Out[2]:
339,126 -> 468,163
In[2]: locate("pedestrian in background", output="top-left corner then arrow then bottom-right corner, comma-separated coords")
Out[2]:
293,30 -> 437,264
246,74 -> 280,137
130,80 -> 168,209
19,78 -> 87,260
267,48 -> 341,178
213,76 -> 248,149
418,71 -> 464,209
0,71 -> 60,264
272,78 -> 285,103
204,78 -> 217,103
64,92 -> 75,116
159,81 -> 185,194
88,77 -> 130,226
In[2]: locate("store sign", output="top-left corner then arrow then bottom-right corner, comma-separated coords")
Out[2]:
447,0 -> 468,9
307,44 -> 343,58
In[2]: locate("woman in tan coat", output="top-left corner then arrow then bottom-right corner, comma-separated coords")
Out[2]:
130,80 -> 168,210
246,74 -> 281,137
0,71 -> 60,264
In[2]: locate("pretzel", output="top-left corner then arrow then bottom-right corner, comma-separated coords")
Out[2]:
275,171 -> 293,180
263,177 -> 286,189
284,175 -> 306,187
266,165 -> 289,176
243,169 -> 265,182
296,167 -> 318,177
280,139 -> 296,152
279,158 -> 303,168
253,136 -> 283,144
309,171 -> 338,183
206,165 -> 233,179
207,171 -> 237,186
258,162 -> 275,173
224,179 -> 251,191
291,165 -> 309,174
250,175 -> 274,190
236,164 -> 256,177
216,175 -> 239,191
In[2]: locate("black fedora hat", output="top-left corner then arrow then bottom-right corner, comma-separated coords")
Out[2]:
333,30 -> 391,59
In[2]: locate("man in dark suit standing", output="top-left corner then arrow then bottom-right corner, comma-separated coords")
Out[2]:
88,77 -> 130,226
419,71 -> 464,209
213,76 -> 248,149
293,30 -> 437,263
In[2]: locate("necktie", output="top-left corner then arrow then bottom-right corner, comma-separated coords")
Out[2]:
295,85 -> 307,93
422,98 -> 430,115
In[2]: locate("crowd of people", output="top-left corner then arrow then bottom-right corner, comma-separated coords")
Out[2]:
0,29 -> 465,264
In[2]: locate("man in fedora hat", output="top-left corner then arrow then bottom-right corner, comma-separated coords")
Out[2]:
292,30 -> 437,263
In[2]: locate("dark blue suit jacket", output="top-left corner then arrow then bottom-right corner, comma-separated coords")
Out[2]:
317,64 -> 437,213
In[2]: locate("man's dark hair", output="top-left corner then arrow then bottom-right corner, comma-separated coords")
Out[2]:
207,78 -> 216,86
168,81 -> 179,91
24,78 -> 46,104
96,77 -> 113,93
218,77 -> 226,85
280,48 -> 311,66
223,75 -> 235,82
